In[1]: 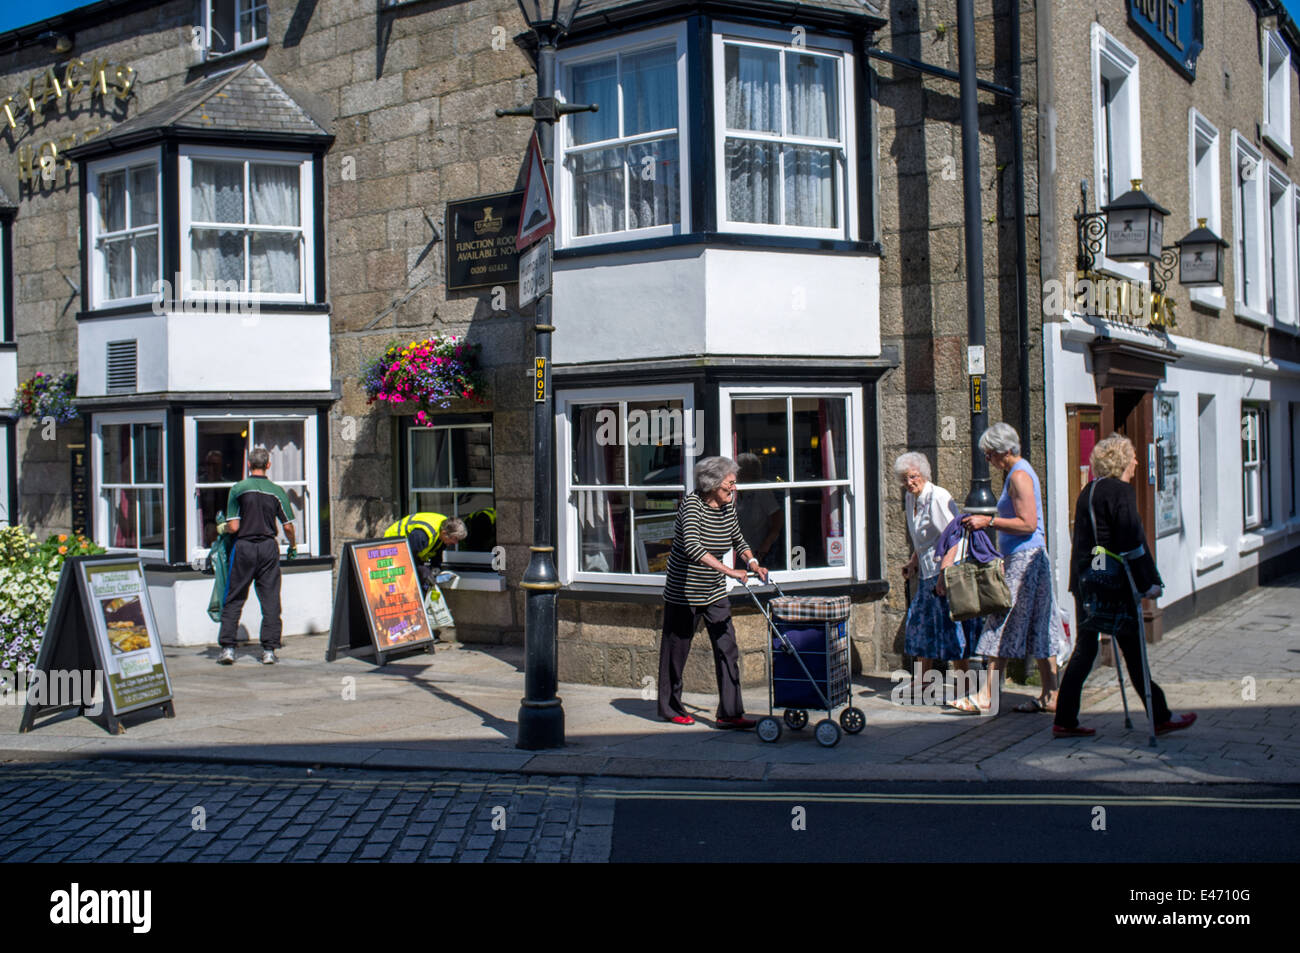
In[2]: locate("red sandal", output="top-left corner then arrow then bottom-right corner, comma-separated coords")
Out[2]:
1052,724 -> 1096,738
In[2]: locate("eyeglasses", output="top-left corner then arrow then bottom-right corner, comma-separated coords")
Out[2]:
720,480 -> 737,490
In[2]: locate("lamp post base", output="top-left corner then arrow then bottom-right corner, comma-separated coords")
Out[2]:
964,481 -> 998,513
516,699 -> 565,750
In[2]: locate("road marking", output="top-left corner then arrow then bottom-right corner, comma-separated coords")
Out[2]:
583,789 -> 1300,810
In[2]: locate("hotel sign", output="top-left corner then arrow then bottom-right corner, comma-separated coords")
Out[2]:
445,190 -> 523,291
1128,0 -> 1204,79
3,59 -> 136,191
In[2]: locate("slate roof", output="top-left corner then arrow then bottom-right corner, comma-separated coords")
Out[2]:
572,0 -> 885,28
67,61 -> 331,158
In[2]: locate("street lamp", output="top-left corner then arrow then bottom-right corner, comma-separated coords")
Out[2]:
1174,219 -> 1229,286
497,0 -> 596,750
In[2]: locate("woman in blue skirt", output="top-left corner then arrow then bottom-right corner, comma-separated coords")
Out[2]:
895,453 -> 971,694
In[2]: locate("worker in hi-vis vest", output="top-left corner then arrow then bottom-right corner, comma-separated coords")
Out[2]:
382,512 -> 468,593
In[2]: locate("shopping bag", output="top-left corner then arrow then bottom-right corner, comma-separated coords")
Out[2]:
423,580 -> 455,630
942,530 -> 1011,622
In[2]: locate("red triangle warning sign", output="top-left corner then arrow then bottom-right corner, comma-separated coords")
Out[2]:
516,131 -> 555,251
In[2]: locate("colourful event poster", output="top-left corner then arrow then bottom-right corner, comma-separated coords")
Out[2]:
350,540 -> 434,651
79,560 -> 173,714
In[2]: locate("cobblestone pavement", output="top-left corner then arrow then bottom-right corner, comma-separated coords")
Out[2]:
0,761 -> 614,863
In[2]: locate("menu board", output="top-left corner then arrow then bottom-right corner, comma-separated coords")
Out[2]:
351,540 -> 434,652
81,560 -> 173,713
1154,390 -> 1181,537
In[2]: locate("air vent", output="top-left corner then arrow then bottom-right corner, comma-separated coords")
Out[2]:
106,340 -> 137,393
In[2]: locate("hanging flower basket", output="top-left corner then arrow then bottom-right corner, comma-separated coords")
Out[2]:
14,371 -> 79,422
361,336 -> 487,426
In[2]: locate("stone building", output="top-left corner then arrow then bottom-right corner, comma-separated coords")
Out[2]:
2,0 -> 1292,691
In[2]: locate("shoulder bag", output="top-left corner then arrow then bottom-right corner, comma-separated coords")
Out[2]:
942,528 -> 1013,622
1077,479 -> 1136,631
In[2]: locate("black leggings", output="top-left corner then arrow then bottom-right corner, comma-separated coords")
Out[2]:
1054,598 -> 1170,729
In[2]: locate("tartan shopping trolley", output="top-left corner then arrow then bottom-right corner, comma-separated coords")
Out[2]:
742,579 -> 865,748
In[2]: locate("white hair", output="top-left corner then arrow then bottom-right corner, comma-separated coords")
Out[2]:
694,456 -> 740,494
979,422 -> 1021,457
892,451 -> 932,481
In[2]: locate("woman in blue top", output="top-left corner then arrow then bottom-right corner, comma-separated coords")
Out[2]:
958,423 -> 1068,713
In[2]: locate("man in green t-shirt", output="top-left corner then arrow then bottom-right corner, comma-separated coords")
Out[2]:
216,447 -> 297,666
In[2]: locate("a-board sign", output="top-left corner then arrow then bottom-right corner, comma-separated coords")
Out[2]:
445,190 -> 523,290
326,538 -> 436,664
20,555 -> 174,734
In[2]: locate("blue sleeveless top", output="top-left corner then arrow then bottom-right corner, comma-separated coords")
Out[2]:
997,459 -> 1046,557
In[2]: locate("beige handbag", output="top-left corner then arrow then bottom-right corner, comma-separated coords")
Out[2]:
942,530 -> 1012,622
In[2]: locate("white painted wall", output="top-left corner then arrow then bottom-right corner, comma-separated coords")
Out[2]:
147,565 -> 333,646
0,349 -> 18,410
1043,316 -> 1300,635
553,247 -> 881,365
78,310 -> 332,395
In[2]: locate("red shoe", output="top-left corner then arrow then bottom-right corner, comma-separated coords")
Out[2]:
1156,712 -> 1196,735
1052,724 -> 1096,738
664,715 -> 694,725
716,716 -> 756,730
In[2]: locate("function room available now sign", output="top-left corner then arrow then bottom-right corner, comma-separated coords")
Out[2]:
446,191 -> 523,290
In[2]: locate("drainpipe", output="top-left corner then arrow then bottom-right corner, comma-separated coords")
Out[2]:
1010,0 -> 1032,460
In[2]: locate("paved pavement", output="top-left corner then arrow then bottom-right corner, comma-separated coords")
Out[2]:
1,573 -> 1297,785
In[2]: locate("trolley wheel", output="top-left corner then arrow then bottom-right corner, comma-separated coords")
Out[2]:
840,707 -> 865,734
814,719 -> 841,748
783,708 -> 808,731
756,717 -> 782,743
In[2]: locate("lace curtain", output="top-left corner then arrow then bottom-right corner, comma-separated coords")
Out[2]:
191,160 -> 300,293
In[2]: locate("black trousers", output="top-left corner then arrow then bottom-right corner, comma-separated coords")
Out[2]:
218,537 -> 283,649
1055,597 -> 1170,729
658,599 -> 744,720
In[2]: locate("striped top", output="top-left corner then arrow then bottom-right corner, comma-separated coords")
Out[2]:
663,493 -> 750,607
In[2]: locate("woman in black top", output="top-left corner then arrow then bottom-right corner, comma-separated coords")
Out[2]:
658,456 -> 769,727
1054,434 -> 1196,737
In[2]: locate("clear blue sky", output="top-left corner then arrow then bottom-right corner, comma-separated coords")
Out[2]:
3,0 -> 1300,39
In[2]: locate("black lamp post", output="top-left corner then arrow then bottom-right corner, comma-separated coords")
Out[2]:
496,0 -> 596,750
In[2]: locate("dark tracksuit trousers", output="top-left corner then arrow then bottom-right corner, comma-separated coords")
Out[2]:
1054,596 -> 1171,730
218,536 -> 283,649
658,599 -> 744,720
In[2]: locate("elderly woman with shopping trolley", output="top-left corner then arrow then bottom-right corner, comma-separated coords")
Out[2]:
1054,434 -> 1196,739
658,456 -> 768,728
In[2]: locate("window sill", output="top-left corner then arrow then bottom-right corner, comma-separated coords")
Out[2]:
202,37 -> 269,64
76,302 -> 331,321
1194,544 -> 1226,572
440,570 -> 506,592
555,231 -> 882,261
1262,127 -> 1293,159
1188,287 -> 1225,311
1234,302 -> 1271,328
1237,533 -> 1265,555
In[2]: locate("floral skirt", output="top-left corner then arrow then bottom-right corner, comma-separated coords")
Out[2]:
974,546 -> 1068,660
905,577 -> 972,661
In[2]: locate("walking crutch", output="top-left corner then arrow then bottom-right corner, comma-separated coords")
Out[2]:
1108,633 -> 1134,729
1120,558 -> 1158,748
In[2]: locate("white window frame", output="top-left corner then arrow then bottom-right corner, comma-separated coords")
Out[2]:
1188,109 -> 1225,310
178,144 -> 315,305
719,383 -> 866,584
1263,29 -> 1292,158
1233,132 -> 1270,325
555,23 -> 690,249
184,409 -> 318,560
93,410 -> 168,559
712,22 -> 858,240
1265,163 -> 1297,328
86,147 -> 162,310
555,383 -> 696,587
406,421 -> 496,567
1241,403 -> 1269,531
1091,23 -> 1145,283
204,0 -> 270,59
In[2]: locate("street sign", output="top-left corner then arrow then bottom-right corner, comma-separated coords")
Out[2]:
516,131 -> 555,251
967,345 -> 985,375
970,375 -> 984,414
445,190 -> 523,290
535,358 -> 546,402
519,236 -> 552,308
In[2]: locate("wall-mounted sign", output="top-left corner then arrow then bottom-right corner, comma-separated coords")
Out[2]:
69,443 -> 88,536
1154,390 -> 1181,537
1128,0 -> 1204,80
970,375 -> 983,414
4,59 -> 135,192
445,190 -> 522,290
535,357 -> 546,403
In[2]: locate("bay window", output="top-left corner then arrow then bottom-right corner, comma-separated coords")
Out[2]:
87,152 -> 160,308
190,413 -> 315,556
723,389 -> 858,578
558,386 -> 692,583
406,422 -> 496,563
715,26 -> 853,236
95,414 -> 166,557
560,26 -> 686,243
180,147 -> 312,302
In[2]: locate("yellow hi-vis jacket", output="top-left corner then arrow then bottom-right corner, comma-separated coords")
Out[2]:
383,512 -> 448,562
